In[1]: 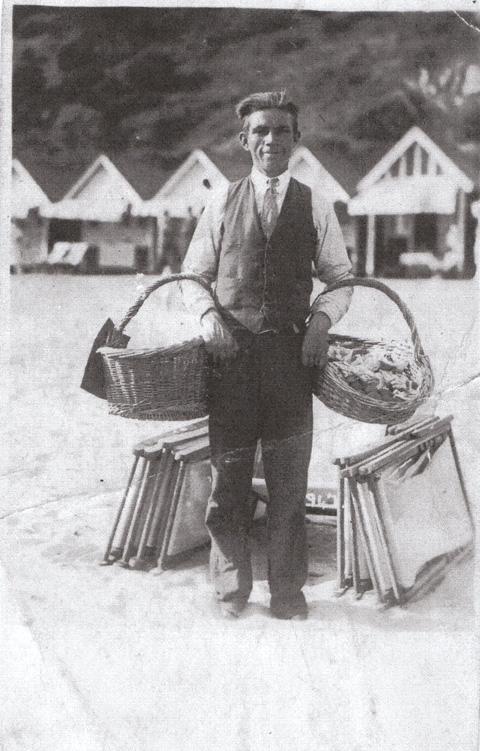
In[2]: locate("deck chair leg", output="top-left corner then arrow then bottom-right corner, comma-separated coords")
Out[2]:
349,480 -> 384,603
131,455 -> 168,570
118,458 -> 152,568
335,474 -> 348,595
100,455 -> 140,564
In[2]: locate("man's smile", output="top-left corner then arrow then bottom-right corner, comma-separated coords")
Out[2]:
239,108 -> 298,177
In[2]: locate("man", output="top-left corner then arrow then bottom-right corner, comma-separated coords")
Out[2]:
182,91 -> 352,620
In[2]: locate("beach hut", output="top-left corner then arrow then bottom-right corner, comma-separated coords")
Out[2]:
348,126 -> 478,278
146,149 -> 229,218
11,159 -> 50,271
288,144 -> 357,262
289,145 -> 350,204
144,148 -> 235,271
146,143 -> 358,270
42,155 -> 157,272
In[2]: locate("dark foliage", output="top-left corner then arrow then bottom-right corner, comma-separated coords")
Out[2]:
12,48 -> 48,130
460,97 -> 480,141
12,7 -> 480,174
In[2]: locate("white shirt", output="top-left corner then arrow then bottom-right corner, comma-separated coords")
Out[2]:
182,168 -> 353,330
250,166 -> 291,216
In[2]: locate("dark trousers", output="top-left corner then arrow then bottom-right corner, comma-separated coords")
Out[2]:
206,329 -> 313,605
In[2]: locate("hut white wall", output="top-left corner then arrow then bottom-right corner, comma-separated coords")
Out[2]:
289,153 -> 354,253
69,165 -> 134,211
159,162 -> 224,217
11,160 -> 50,269
11,217 -> 49,268
81,218 -> 157,270
289,160 -> 341,201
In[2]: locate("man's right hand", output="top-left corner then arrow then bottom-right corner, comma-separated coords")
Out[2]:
200,310 -> 239,363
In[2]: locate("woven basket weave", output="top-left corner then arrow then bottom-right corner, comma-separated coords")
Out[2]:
312,278 -> 434,425
99,273 -> 210,421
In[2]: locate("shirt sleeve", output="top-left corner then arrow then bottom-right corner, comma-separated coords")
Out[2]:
310,190 -> 353,327
180,184 -> 228,320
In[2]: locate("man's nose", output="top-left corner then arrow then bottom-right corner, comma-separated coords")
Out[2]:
263,130 -> 275,143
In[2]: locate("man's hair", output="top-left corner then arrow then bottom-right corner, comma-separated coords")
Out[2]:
236,91 -> 299,134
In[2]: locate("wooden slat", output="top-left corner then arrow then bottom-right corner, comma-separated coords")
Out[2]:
413,143 -> 422,176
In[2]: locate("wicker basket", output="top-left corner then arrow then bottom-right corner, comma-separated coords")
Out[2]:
99,273 -> 210,421
312,278 -> 434,425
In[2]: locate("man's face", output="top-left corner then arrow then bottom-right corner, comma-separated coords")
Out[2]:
239,108 -> 299,177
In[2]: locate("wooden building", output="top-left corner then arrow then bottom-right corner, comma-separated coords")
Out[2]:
145,143 -> 356,269
146,149 -> 229,218
14,124 -> 477,280
41,155 -> 158,272
144,148 -> 241,270
348,126 -> 478,278
289,143 -> 357,259
144,149 -> 231,271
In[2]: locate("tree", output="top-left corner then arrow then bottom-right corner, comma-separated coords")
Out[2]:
50,104 -> 103,151
12,48 -> 48,131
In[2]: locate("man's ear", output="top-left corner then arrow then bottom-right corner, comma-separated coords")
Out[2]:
239,130 -> 249,151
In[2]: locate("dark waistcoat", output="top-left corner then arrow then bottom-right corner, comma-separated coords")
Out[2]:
214,176 -> 316,328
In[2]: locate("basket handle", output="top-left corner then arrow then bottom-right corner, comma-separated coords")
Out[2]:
115,273 -> 212,335
312,277 -> 426,359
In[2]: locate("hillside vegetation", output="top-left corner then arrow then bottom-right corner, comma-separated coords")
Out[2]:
12,7 -> 480,195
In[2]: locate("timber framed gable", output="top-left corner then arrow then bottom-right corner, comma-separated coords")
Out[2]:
358,126 -> 473,193
151,149 -> 228,204
289,146 -> 350,203
63,154 -> 142,205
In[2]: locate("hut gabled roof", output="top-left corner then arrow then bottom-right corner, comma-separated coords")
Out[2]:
205,140 -> 360,200
41,154 -> 147,221
203,144 -> 251,183
349,125 -> 477,216
357,125 -> 475,193
289,145 -> 351,203
108,152 -> 172,201
150,148 -> 229,202
63,154 -> 141,203
13,152 -> 95,202
13,149 -> 172,203
295,139 -> 362,198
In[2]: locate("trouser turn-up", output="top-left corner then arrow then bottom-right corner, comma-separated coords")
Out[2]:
206,329 -> 313,606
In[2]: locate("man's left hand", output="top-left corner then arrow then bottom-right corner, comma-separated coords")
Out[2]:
301,312 -> 331,368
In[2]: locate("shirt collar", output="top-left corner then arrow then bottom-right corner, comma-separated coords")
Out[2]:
250,166 -> 291,194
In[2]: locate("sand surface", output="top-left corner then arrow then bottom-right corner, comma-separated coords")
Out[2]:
1,275 -> 478,751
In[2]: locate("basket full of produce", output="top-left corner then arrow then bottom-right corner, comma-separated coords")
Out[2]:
312,278 -> 434,425
81,273 -> 211,421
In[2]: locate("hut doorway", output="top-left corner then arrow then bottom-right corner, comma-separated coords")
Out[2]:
159,214 -> 198,273
464,198 -> 477,279
82,245 -> 99,274
414,214 -> 437,251
355,216 -> 367,276
374,217 -> 386,276
48,219 -> 81,252
134,245 -> 149,273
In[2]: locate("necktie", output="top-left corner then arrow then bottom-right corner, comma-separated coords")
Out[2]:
261,177 -> 279,238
